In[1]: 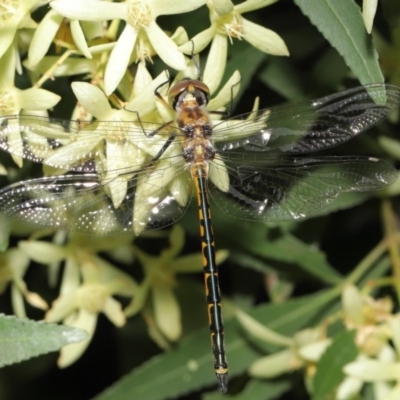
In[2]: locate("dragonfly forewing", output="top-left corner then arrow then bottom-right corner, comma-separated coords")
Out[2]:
213,83 -> 400,153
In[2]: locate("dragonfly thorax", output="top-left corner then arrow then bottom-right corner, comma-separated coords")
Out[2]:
174,80 -> 215,165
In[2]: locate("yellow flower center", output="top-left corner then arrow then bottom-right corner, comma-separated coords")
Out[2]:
0,90 -> 16,114
0,0 -> 18,23
218,13 -> 244,43
136,36 -> 154,64
127,0 -> 152,30
80,285 -> 107,313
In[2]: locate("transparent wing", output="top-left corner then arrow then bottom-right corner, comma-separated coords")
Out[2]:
209,154 -> 397,222
0,164 -> 193,235
0,115 -> 180,172
213,83 -> 400,153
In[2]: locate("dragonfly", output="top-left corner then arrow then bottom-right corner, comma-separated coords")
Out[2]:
0,80 -> 398,393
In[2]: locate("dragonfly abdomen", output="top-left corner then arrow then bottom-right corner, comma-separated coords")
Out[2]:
192,163 -> 228,393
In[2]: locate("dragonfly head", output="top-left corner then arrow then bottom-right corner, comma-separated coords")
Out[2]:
168,78 -> 210,111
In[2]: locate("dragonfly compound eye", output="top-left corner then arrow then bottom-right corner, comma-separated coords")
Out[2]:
169,79 -> 210,110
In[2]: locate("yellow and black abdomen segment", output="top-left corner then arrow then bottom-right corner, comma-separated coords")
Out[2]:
192,163 -> 228,393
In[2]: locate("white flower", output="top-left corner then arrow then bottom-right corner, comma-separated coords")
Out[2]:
180,0 -> 289,93
125,225 -> 228,345
50,0 -> 206,94
340,314 -> 400,399
363,0 -> 378,34
342,284 -> 392,357
19,238 -> 137,367
0,45 -> 61,167
27,9 -> 106,67
0,45 -> 60,115
0,247 -> 48,317
0,0 -> 38,59
236,308 -> 330,379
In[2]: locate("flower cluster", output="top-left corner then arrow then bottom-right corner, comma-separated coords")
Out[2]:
238,284 -> 400,400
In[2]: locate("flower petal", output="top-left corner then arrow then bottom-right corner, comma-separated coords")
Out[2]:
299,339 -> 331,361
242,17 -> 289,56
208,70 -> 241,111
72,82 -> 111,118
51,0 -> 126,21
152,283 -> 181,342
170,26 -> 189,46
133,161 -> 177,235
60,257 -> 81,295
0,26 -> 17,59
57,308 -> 96,367
25,291 -> 49,310
179,25 -> 216,54
103,296 -> 126,327
16,88 -> 61,110
0,45 -> 16,86
212,0 -> 234,16
236,308 -> 293,346
46,292 -> 78,322
132,61 -> 153,97
344,359 -> 400,381
203,33 -> 227,94
18,240 -> 67,263
70,19 -> 92,59
151,0 -> 206,16
342,284 -> 365,326
146,21 -> 186,71
363,0 -> 378,34
209,155 -> 229,192
104,24 -> 138,95
379,384 -> 400,400
249,349 -> 294,378
336,376 -> 363,400
28,10 -> 63,67
11,284 -> 26,318
235,0 -> 278,14
126,69 -> 169,116
43,133 -> 103,169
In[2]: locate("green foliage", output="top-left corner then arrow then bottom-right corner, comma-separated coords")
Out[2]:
0,1 -> 400,400
0,314 -> 88,367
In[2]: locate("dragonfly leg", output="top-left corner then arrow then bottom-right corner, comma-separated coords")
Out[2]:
209,78 -> 241,117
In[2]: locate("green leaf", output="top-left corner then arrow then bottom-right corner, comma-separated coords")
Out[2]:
93,289 -> 339,400
251,288 -> 340,335
93,317 -> 260,400
204,379 -> 291,400
312,330 -> 358,400
0,314 -> 88,367
249,232 -> 343,285
216,216 -> 342,284
294,0 -> 383,84
259,58 -> 307,101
